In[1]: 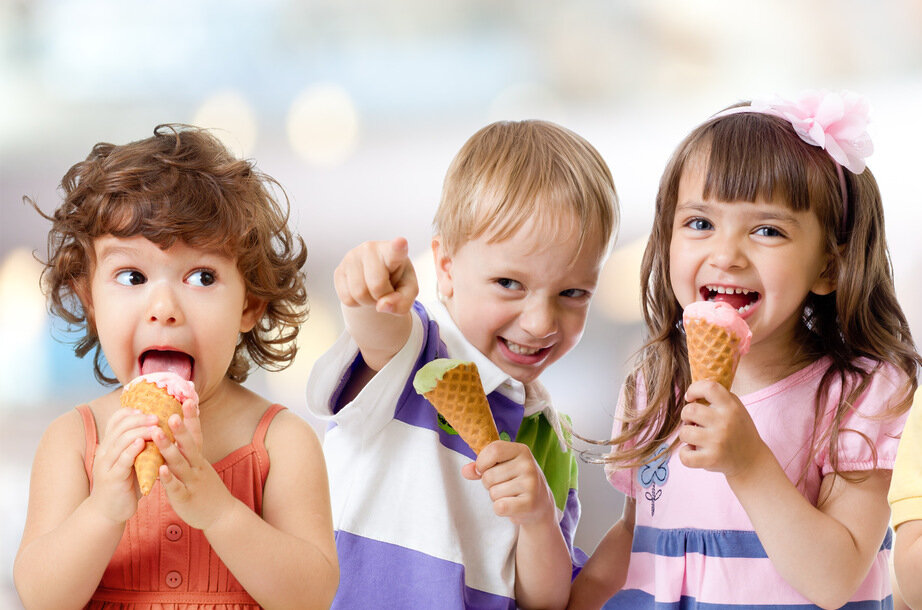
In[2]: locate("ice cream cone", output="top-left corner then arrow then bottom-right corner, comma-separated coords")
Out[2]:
414,359 -> 499,454
683,301 -> 752,390
120,373 -> 197,495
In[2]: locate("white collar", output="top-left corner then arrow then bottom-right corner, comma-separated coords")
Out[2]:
425,298 -> 568,452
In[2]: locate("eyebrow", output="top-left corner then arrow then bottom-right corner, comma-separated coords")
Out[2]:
95,244 -> 140,263
676,201 -> 800,224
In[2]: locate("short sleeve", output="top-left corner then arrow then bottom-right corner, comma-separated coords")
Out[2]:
604,382 -> 636,498
816,362 -> 911,476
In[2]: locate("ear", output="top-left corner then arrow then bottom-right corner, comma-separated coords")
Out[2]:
431,236 -> 454,300
240,294 -> 268,333
810,249 -> 839,296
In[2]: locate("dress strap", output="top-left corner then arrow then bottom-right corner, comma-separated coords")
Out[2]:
253,405 -> 286,482
75,405 -> 97,482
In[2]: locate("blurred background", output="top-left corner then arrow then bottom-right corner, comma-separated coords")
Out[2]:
2,0 -> 921,605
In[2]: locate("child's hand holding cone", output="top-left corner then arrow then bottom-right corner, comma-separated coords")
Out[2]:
120,372 -> 198,495
680,301 -> 765,476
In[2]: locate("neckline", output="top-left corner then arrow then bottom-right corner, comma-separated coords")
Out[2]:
737,356 -> 831,404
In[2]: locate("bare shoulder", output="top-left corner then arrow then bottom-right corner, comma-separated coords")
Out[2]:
224,382 -> 323,458
264,408 -> 323,459
261,405 -> 331,520
33,390 -> 119,483
36,408 -> 88,463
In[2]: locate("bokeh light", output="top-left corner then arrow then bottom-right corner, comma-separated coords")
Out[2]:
191,90 -> 259,158
262,299 -> 341,408
0,249 -> 49,407
286,83 -> 360,168
596,235 -> 648,324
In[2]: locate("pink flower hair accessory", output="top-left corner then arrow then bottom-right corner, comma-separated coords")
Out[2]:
712,90 -> 874,235
750,90 -> 873,174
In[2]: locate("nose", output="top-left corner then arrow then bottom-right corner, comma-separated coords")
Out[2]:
708,232 -> 748,271
146,282 -> 183,325
519,298 -> 558,339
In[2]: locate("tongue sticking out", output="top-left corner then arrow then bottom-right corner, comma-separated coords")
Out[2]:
141,351 -> 193,381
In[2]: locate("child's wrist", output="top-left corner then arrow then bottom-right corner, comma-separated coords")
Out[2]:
724,441 -> 774,489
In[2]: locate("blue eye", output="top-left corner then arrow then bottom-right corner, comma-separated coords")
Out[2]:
561,288 -> 589,299
187,270 -> 216,287
754,226 -> 784,238
115,270 -> 146,286
688,218 -> 713,231
497,278 -> 522,290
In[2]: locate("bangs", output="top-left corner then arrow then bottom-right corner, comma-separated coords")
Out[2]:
692,113 -> 838,215
96,192 -> 241,257
470,180 -> 602,257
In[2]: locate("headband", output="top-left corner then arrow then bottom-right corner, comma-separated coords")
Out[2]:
711,90 -> 873,232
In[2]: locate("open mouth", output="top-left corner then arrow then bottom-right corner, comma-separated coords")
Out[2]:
500,338 -> 551,363
700,285 -> 760,314
140,349 -> 194,380
503,339 -> 544,356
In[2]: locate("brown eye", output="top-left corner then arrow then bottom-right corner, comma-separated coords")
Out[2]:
188,270 -> 216,286
115,270 -> 146,286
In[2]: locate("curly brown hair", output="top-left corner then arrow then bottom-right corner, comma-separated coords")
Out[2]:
602,107 -> 920,481
32,124 -> 308,384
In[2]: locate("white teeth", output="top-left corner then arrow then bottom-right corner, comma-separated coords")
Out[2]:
705,285 -> 751,295
703,285 -> 756,315
505,340 -> 541,355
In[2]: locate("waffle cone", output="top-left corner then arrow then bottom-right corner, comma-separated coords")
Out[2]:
685,318 -> 743,390
120,380 -> 183,495
423,362 -> 499,454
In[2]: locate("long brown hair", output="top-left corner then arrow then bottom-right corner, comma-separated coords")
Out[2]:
604,108 -> 919,478
32,124 -> 308,384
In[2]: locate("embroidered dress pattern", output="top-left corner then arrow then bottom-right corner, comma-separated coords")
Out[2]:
638,444 -> 670,517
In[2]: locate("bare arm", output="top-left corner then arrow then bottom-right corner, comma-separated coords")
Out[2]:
334,238 -> 418,373
729,456 -> 890,608
893,520 -> 922,608
14,406 -> 156,609
514,504 -> 572,610
682,380 -> 892,609
568,497 -> 635,610
156,408 -> 338,609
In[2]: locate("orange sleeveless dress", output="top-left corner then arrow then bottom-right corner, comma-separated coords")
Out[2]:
77,404 -> 286,610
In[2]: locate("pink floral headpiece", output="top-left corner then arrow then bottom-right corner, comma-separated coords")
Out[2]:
712,90 -> 873,231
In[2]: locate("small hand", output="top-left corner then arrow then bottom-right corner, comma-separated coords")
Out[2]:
89,407 -> 157,523
678,380 -> 768,479
334,237 -> 419,315
462,441 -> 557,526
152,400 -> 235,530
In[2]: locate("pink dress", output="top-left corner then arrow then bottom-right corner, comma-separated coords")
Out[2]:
604,358 -> 907,608
77,404 -> 285,610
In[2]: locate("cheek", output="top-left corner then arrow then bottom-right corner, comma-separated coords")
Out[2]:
562,311 -> 589,344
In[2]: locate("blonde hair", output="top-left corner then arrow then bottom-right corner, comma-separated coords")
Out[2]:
33,124 -> 308,384
604,109 -> 920,479
434,120 -> 618,256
